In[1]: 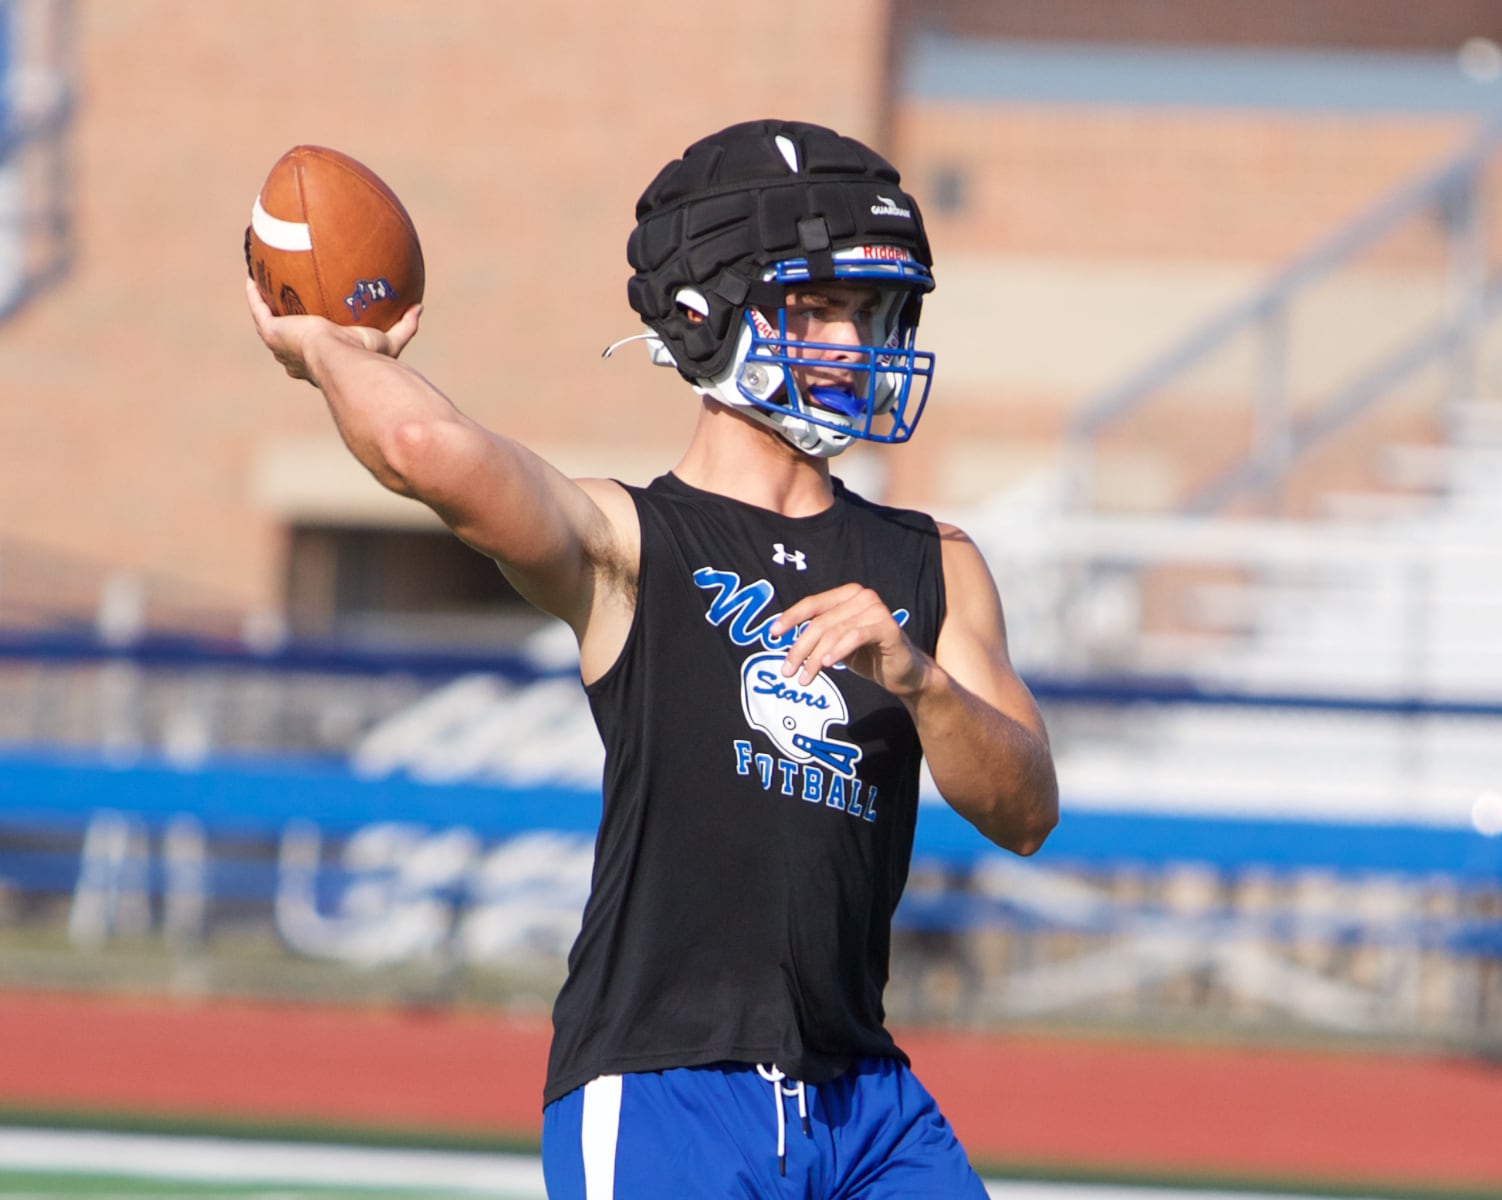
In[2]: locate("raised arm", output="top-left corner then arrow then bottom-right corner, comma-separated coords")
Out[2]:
767,521 -> 1058,855
245,279 -> 639,677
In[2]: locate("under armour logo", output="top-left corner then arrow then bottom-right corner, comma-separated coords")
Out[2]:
772,543 -> 807,571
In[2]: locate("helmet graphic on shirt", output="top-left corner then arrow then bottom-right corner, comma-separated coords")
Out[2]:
739,652 -> 862,778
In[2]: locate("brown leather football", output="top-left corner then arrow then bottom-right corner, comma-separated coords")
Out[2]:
245,145 -> 424,331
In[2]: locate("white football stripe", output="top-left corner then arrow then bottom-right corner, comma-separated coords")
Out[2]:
251,195 -> 312,252
581,1074 -> 622,1198
775,133 -> 799,172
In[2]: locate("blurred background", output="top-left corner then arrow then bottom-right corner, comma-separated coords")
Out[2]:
2,1 -> 1502,1197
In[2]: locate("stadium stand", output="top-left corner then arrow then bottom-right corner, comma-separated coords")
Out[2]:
0,2 -> 1499,1057
0,0 -> 72,322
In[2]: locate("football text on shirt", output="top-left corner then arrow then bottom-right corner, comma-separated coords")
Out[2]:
694,566 -> 909,823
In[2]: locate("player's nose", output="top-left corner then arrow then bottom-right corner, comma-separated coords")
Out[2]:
818,315 -> 868,361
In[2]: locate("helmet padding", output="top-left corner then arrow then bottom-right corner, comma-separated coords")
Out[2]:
627,120 -> 933,384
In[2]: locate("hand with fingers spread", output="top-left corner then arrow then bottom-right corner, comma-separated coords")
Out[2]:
245,276 -> 422,385
769,582 -> 930,698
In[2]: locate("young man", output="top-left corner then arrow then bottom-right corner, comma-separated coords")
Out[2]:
247,119 -> 1057,1198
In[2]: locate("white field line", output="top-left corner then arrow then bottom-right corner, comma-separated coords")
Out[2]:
0,1127 -> 1382,1200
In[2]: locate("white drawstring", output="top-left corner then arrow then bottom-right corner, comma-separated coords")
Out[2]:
756,1064 -> 810,1176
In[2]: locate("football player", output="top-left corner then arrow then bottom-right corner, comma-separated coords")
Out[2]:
247,118 -> 1058,1198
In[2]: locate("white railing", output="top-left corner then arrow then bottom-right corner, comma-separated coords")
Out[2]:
0,0 -> 74,322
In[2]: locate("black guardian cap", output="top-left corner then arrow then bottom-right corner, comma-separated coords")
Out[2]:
627,119 -> 934,382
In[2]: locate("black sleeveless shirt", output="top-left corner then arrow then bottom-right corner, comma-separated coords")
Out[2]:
543,472 -> 947,1105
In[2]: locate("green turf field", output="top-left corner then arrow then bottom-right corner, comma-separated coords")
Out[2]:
0,1128 -> 1395,1200
0,1184 -> 525,1199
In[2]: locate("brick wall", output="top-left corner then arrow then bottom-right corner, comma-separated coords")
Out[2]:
898,105 -> 1469,263
881,102 -> 1477,509
0,0 -> 1489,613
0,0 -> 885,613
892,0 -> 1502,51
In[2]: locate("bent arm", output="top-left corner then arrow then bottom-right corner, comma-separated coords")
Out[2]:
911,525 -> 1059,854
765,520 -> 1059,855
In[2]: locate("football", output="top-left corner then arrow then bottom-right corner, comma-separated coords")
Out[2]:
245,145 -> 424,331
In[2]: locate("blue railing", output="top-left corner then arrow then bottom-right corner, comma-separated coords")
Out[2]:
0,625 -> 563,681
3,625 -> 1495,1033
3,745 -> 1498,876
5,624 -> 1501,717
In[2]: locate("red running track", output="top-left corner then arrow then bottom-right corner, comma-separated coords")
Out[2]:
1,990 -> 1499,1194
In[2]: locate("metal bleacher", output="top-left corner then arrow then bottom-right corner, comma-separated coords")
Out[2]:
921,115 -> 1502,1041
1,73 -> 1500,1046
0,0 -> 74,324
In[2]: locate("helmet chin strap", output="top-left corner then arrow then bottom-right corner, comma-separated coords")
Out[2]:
600,322 -> 849,456
693,380 -> 856,458
778,413 -> 853,458
685,319 -> 858,458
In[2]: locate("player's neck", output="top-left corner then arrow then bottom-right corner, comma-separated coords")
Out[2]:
672,400 -> 834,518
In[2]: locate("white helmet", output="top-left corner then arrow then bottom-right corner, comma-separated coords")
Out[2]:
739,652 -> 862,777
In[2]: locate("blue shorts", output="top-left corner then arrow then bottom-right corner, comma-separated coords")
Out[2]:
541,1056 -> 989,1199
